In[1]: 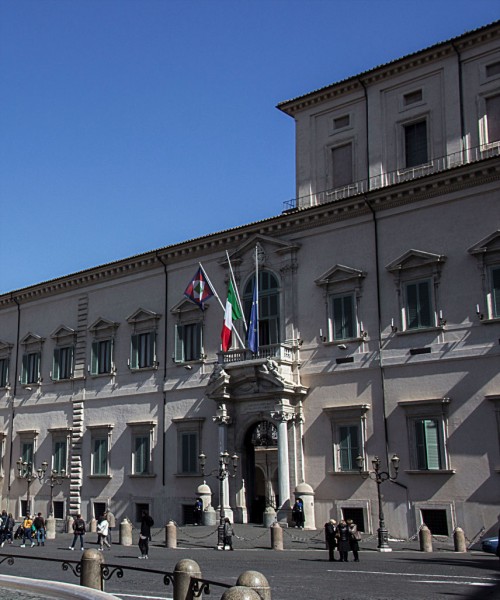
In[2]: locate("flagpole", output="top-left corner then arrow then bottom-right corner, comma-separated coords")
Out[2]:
255,245 -> 259,351
226,250 -> 247,331
200,262 -> 246,349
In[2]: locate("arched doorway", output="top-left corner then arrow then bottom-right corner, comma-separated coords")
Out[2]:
243,420 -> 279,523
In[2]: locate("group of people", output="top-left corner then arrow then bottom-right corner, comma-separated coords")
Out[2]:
70,510 -> 116,551
325,518 -> 361,562
3,512 -> 47,548
0,510 -> 15,547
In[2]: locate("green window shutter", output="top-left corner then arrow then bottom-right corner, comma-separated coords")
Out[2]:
174,325 -> 184,363
109,339 -> 115,373
130,335 -> 139,369
150,332 -> 156,366
415,419 -> 441,470
181,432 -> 197,473
418,281 -> 431,327
492,267 -> 500,318
21,354 -> 28,384
406,283 -> 419,329
339,425 -> 359,471
91,342 -> 99,375
53,348 -> 60,381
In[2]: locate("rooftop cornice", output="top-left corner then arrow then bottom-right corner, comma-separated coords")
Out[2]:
1,156 -> 499,309
277,21 -> 500,116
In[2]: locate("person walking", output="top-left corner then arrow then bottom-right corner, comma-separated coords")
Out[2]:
4,513 -> 15,546
138,509 -> 154,559
97,514 -> 111,551
105,510 -> 115,545
20,514 -> 34,548
347,519 -> 361,562
0,510 -> 7,546
33,513 -> 46,546
223,517 -> 235,550
336,519 -> 350,562
69,514 -> 86,550
324,519 -> 337,561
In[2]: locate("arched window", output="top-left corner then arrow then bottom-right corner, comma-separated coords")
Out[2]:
243,270 -> 280,346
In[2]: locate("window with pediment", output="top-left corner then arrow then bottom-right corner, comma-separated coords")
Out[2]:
386,250 -> 446,332
324,404 -> 370,473
315,265 -> 366,342
20,333 -> 44,385
171,300 -> 205,364
468,231 -> 500,321
88,318 -> 119,376
50,326 -> 76,381
0,340 -> 12,388
243,270 -> 281,346
127,309 -> 161,370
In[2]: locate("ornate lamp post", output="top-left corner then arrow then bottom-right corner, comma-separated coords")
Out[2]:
16,458 -> 48,516
356,453 -> 400,552
45,469 -> 66,517
199,450 -> 238,549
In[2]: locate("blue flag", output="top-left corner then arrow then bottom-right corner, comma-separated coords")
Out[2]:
247,282 -> 259,354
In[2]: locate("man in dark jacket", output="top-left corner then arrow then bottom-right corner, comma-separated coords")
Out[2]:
138,510 -> 154,559
325,519 -> 337,561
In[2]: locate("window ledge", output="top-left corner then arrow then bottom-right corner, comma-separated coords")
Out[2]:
480,317 -> 500,324
396,326 -> 443,336
323,337 -> 367,346
174,359 -> 206,367
129,366 -> 159,373
327,470 -> 361,476
89,373 -> 116,378
405,469 -> 455,475
175,473 -> 203,478
128,474 -> 156,479
88,475 -> 112,479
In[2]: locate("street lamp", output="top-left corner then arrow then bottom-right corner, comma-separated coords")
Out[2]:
45,469 -> 66,517
356,453 -> 400,552
16,458 -> 48,516
199,450 -> 239,549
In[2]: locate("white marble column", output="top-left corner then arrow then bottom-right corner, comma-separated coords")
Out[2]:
271,401 -> 294,522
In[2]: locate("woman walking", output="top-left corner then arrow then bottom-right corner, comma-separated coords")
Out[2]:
97,514 -> 111,551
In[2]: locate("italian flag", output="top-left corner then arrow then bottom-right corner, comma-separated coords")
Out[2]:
221,279 -> 242,352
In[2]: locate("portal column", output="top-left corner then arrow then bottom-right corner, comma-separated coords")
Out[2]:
213,403 -> 233,522
271,401 -> 294,523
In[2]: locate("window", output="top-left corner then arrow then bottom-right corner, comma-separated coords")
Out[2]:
468,232 -> 500,320
49,429 -> 70,474
315,265 -> 366,343
0,433 -> 6,478
485,95 -> 500,144
331,143 -> 353,188
404,279 -> 432,330
127,421 -> 155,476
52,346 -> 74,380
173,417 -> 204,475
243,270 -> 281,346
333,115 -> 350,130
386,250 -> 446,333
53,501 -> 65,519
88,318 -> 119,376
399,398 -> 450,472
324,404 -> 370,473
21,440 -> 34,464
404,120 -> 428,167
20,333 -> 44,386
0,357 -> 8,388
18,430 -> 39,471
127,308 -> 161,370
404,89 -> 423,106
89,425 -> 113,476
175,323 -> 202,362
486,61 -> 500,78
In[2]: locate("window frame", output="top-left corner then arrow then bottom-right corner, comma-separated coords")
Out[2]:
323,404 -> 370,473
88,318 -> 119,377
17,430 -> 39,472
173,417 -> 204,476
403,118 -> 429,169
0,341 -> 12,389
243,270 -> 281,347
88,425 -> 113,478
398,398 -> 452,473
127,421 -> 156,477
48,428 -> 71,475
468,232 -> 500,321
127,308 -> 161,371
174,322 -> 203,363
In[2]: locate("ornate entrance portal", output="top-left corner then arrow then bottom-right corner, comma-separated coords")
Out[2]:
244,421 -> 278,523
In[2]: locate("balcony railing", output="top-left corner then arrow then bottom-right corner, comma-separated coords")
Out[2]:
219,343 -> 298,365
283,143 -> 500,211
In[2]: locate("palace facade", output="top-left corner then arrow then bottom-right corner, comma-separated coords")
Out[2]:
0,21 -> 499,539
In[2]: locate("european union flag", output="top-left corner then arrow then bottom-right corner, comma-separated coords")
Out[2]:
247,281 -> 259,354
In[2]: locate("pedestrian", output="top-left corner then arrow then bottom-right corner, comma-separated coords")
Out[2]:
97,514 -> 111,551
69,514 -> 86,550
104,509 -> 115,545
223,517 -> 235,550
33,512 -> 46,546
324,519 -> 337,561
347,519 -> 361,562
1,513 -> 14,547
20,514 -> 34,547
138,509 -> 154,559
292,499 -> 305,529
336,519 -> 350,562
0,510 -> 7,546
193,498 -> 203,525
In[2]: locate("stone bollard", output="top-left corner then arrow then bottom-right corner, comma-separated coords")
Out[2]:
419,524 -> 433,552
65,515 -> 74,534
80,548 -> 104,591
45,515 -> 56,540
119,518 -> 133,546
221,587 -> 261,600
263,507 -> 276,528
270,522 -> 283,551
166,520 -> 177,548
202,506 -> 217,526
174,558 -> 201,600
236,571 -> 271,600
453,527 -> 466,552
89,518 -> 97,533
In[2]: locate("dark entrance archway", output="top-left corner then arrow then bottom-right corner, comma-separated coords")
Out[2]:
243,420 -> 278,523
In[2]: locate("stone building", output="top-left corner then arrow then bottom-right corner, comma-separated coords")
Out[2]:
0,21 -> 499,540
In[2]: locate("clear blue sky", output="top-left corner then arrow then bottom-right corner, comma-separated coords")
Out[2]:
1,0 -> 498,293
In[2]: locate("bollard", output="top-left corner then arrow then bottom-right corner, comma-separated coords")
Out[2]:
263,507 -> 276,528
80,548 -> 105,591
202,506 -> 217,526
89,517 -> 97,533
453,527 -> 466,552
236,571 -> 271,600
221,587 -> 261,600
419,524 -> 433,552
119,518 -> 133,546
45,515 -> 56,540
166,520 -> 177,549
65,514 -> 74,534
174,558 -> 201,600
270,522 -> 283,551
